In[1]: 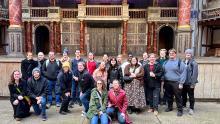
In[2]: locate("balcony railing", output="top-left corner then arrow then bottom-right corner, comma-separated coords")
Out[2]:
86,5 -> 122,16
148,7 -> 178,22
62,9 -> 78,18
129,9 -> 147,19
202,7 -> 220,20
0,8 -> 9,20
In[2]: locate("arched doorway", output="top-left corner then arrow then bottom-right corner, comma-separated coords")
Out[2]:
35,26 -> 49,54
158,26 -> 174,51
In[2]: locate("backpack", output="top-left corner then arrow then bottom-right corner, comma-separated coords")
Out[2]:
45,59 -> 60,68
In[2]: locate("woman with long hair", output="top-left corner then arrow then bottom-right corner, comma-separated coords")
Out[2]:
93,61 -> 108,85
86,79 -> 108,124
8,70 -> 30,121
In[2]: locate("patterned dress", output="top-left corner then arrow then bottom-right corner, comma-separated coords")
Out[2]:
124,64 -> 146,108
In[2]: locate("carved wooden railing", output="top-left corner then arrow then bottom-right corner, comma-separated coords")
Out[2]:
148,7 -> 178,21
129,9 -> 147,19
62,9 -> 78,18
0,8 -> 9,20
86,5 -> 122,16
22,7 -> 60,21
201,7 -> 220,20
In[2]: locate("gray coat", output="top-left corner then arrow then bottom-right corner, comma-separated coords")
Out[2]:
183,59 -> 198,85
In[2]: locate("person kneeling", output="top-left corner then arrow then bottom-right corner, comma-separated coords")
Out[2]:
27,68 -> 48,121
86,79 -> 108,124
107,80 -> 132,124
8,70 -> 31,121
58,62 -> 72,115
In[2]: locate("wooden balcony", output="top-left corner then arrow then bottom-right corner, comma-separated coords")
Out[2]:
0,8 -> 8,20
129,9 -> 147,19
147,7 -> 178,22
201,7 -> 220,20
22,7 -> 61,21
78,4 -> 129,21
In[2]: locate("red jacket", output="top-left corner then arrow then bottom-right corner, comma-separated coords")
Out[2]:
86,61 -> 97,75
108,88 -> 132,124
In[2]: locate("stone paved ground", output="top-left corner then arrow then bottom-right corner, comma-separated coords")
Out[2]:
1,100 -> 220,124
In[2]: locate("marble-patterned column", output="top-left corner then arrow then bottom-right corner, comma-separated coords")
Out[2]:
147,22 -> 152,52
176,0 -> 192,55
56,22 -> 61,53
50,21 -> 55,52
8,0 -> 23,56
80,20 -> 85,54
122,20 -> 128,55
153,22 -> 157,53
26,21 -> 32,52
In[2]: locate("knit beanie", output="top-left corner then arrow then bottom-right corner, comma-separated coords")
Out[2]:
62,62 -> 70,69
32,67 -> 41,75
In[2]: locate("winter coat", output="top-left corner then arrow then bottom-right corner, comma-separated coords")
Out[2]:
42,60 -> 62,81
21,59 -> 38,81
107,65 -> 123,85
77,70 -> 95,93
86,88 -> 108,119
144,63 -> 163,88
57,70 -> 72,94
124,64 -> 144,84
183,59 -> 198,85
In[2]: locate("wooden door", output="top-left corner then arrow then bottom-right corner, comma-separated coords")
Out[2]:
87,23 -> 121,56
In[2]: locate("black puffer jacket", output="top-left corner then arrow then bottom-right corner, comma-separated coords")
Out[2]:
57,70 -> 72,94
27,76 -> 48,99
107,65 -> 123,85
77,70 -> 95,93
21,59 -> 38,81
144,63 -> 163,88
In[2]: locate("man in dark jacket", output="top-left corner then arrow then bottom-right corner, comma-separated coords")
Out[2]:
57,62 -> 72,115
74,62 -> 94,114
182,49 -> 198,115
27,68 -> 48,121
37,52 -> 46,75
21,52 -> 38,81
42,51 -> 62,108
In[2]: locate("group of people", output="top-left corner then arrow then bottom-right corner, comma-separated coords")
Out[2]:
8,48 -> 198,124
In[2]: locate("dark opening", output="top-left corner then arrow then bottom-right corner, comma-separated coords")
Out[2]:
159,26 -> 174,51
35,26 -> 50,54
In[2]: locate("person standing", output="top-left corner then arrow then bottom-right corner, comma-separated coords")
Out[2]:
71,49 -> 84,106
86,79 -> 108,124
75,62 -> 95,115
124,57 -> 146,114
21,52 -> 38,82
117,54 -> 123,66
182,49 -> 198,115
86,52 -> 97,75
163,48 -> 187,116
57,62 -> 72,115
27,68 -> 48,121
139,52 -> 148,66
107,80 -> 132,124
107,57 -> 123,90
8,70 -> 30,121
144,53 -> 163,115
42,51 -> 62,108
37,52 -> 46,75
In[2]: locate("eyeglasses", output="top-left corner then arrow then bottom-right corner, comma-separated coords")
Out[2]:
97,83 -> 102,85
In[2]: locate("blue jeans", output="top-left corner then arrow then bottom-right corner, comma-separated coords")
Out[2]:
106,107 -> 125,124
90,113 -> 108,124
80,90 -> 91,112
71,80 -> 80,102
48,80 -> 60,104
148,87 -> 160,110
32,97 -> 47,117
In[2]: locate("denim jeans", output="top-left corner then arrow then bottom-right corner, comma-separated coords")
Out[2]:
71,80 -> 80,102
148,87 -> 160,110
48,80 -> 60,104
90,113 -> 108,124
32,97 -> 47,117
80,90 -> 91,112
106,107 -> 125,124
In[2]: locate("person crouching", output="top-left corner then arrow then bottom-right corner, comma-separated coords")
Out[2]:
58,62 -> 72,115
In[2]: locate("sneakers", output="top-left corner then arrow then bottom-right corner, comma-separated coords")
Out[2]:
188,109 -> 194,115
59,111 -> 67,115
177,111 -> 183,117
81,111 -> 86,117
147,109 -> 154,113
42,115 -> 47,121
64,110 -> 71,113
165,108 -> 173,112
56,103 -> 61,107
15,118 -> 21,121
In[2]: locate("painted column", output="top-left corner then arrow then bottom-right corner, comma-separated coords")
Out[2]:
8,0 -> 23,56
56,22 -> 61,53
176,0 -> 192,55
147,22 -> 151,52
122,20 -> 128,55
50,21 -> 55,52
153,22 -> 157,53
80,20 -> 85,54
27,21 -> 32,52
